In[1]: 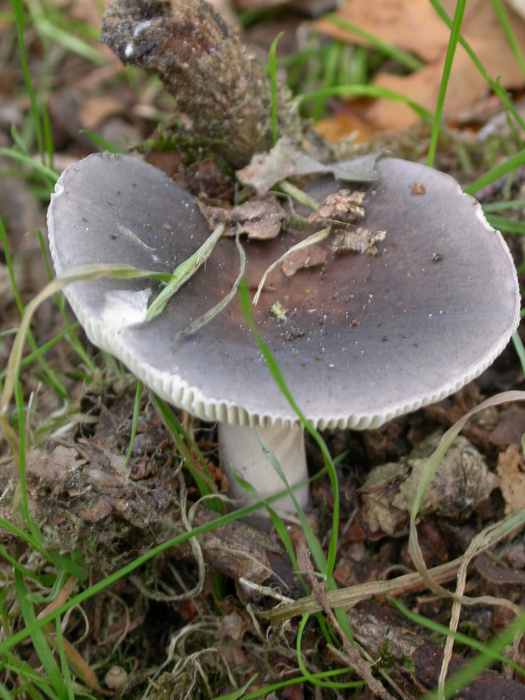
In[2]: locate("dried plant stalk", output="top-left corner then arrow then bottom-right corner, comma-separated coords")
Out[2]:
100,0 -> 302,169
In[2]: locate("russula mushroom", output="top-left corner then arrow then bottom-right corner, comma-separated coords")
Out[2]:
47,153 -> 520,520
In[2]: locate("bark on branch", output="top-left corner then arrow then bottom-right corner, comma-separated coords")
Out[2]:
100,0 -> 303,169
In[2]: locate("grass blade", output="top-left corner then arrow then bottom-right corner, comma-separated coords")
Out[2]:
429,0 -> 525,134
427,0 -> 466,167
125,380 -> 142,462
79,130 -> 126,154
484,213 -> 525,234
174,234 -> 246,344
299,84 -> 431,120
9,0 -> 44,161
14,570 -> 67,699
463,149 -> 525,194
34,16 -> 107,65
238,280 -> 341,576
267,32 -> 283,146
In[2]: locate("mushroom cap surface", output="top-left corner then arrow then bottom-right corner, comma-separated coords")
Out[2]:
47,153 -> 520,429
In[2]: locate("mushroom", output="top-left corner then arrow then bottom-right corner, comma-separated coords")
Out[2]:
47,153 -> 520,520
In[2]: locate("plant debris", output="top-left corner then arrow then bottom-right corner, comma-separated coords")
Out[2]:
358,433 -> 500,538
196,195 -> 285,239
496,443 -> 525,514
331,226 -> 387,255
237,137 -> 382,194
3,1 -> 525,697
308,187 -> 365,223
269,300 -> 287,321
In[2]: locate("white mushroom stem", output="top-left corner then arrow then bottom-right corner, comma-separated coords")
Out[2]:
218,422 -> 309,516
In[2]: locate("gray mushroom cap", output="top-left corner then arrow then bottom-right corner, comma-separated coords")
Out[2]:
47,153 -> 520,430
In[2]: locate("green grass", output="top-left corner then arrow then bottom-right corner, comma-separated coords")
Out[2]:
1,0 -> 525,697
427,0 -> 466,167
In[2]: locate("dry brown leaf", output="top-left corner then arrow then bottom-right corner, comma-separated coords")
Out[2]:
6,446 -> 83,483
496,443 -> 525,514
80,497 -> 115,523
314,108 -> 374,142
490,406 -> 525,446
315,0 -> 451,62
359,434 -> 499,537
78,95 -> 124,130
219,610 -> 250,643
236,137 -> 381,194
368,35 -> 525,129
315,0 -> 525,130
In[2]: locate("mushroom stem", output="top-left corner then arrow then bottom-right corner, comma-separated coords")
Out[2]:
218,422 -> 309,519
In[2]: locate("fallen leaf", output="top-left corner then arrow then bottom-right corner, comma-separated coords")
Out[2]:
314,108 -> 375,142
507,0 -> 525,20
6,446 -> 83,484
496,443 -> 525,514
315,0 -> 525,130
80,497 -> 115,523
359,434 -> 499,537
219,610 -> 250,643
315,0 -> 451,62
474,552 -> 525,585
490,406 -> 525,447
78,95 -> 124,130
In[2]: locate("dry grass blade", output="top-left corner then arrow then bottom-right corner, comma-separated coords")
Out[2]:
408,390 -> 525,597
296,537 -> 396,700
146,222 -> 225,320
407,390 -> 525,699
437,511 -> 525,698
261,556 -> 463,622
